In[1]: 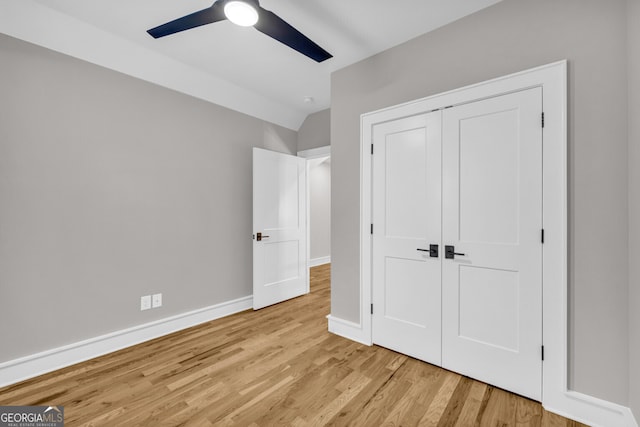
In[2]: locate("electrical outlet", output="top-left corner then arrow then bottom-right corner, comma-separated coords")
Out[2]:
140,295 -> 151,311
152,293 -> 162,308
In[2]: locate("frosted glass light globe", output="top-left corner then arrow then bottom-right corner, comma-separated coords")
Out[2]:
224,1 -> 259,27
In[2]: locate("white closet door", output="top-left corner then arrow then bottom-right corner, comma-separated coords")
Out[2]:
441,88 -> 543,400
372,112 -> 442,365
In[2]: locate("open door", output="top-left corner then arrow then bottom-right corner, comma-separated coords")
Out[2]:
253,148 -> 307,310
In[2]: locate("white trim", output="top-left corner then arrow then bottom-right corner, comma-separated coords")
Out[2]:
0,295 -> 253,388
358,113 -> 374,345
310,256 -> 331,267
305,158 -> 312,293
353,60 -> 635,427
303,145 -> 332,291
544,391 -> 639,427
327,315 -> 371,346
297,146 -> 331,159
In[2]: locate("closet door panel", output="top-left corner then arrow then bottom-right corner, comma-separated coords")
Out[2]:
441,88 -> 543,401
371,112 -> 442,365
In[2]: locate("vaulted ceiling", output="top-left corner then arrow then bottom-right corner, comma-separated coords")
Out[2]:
0,0 -> 502,129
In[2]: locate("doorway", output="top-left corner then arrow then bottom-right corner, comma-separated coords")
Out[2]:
298,146 -> 331,271
356,61 -> 567,408
371,88 -> 543,400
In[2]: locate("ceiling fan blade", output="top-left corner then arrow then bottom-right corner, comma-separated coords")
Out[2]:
147,2 -> 226,39
254,7 -> 332,63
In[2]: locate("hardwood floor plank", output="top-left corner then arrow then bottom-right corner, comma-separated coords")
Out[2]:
477,387 -> 518,426
515,397 -> 543,427
306,375 -> 372,426
454,381 -> 488,427
379,375 -> 438,426
437,376 -> 474,426
473,384 -> 495,427
418,373 -> 462,426
382,363 -> 450,426
0,264 -> 588,427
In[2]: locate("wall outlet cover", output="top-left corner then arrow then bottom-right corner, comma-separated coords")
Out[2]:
140,295 -> 152,311
152,293 -> 162,308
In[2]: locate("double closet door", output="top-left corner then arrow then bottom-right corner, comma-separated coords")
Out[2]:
371,88 -> 543,401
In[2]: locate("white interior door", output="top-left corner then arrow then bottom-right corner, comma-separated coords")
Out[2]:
372,112 -> 442,365
441,88 -> 543,400
253,148 -> 307,310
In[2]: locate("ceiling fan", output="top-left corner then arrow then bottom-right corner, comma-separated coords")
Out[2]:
147,0 -> 333,63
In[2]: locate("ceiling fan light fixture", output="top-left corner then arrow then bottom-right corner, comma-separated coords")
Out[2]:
224,1 -> 259,27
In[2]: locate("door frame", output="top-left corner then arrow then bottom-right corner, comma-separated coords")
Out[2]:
298,145 -> 331,292
359,61 -> 568,411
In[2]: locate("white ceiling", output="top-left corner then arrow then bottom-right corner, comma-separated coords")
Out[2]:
0,0 -> 502,129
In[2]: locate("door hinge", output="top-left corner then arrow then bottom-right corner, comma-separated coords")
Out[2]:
541,229 -> 545,244
371,224 -> 374,235
541,112 -> 545,128
541,345 -> 545,361
371,303 -> 373,314
371,144 -> 374,155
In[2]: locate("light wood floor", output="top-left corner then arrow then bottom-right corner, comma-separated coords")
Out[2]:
0,264 -> 587,426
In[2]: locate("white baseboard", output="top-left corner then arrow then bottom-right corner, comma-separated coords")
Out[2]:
310,256 -> 331,267
327,315 -> 371,346
0,295 -> 253,388
545,390 -> 638,427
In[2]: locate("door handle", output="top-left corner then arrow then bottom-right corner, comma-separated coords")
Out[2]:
417,244 -> 439,258
445,245 -> 465,259
256,232 -> 270,242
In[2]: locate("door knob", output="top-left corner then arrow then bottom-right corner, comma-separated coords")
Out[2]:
256,232 -> 270,241
445,245 -> 465,259
417,244 -> 439,258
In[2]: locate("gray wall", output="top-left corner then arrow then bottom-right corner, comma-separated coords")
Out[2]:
309,158 -> 331,261
629,0 -> 640,419
297,109 -> 330,152
0,34 -> 296,362
331,0 -> 630,405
